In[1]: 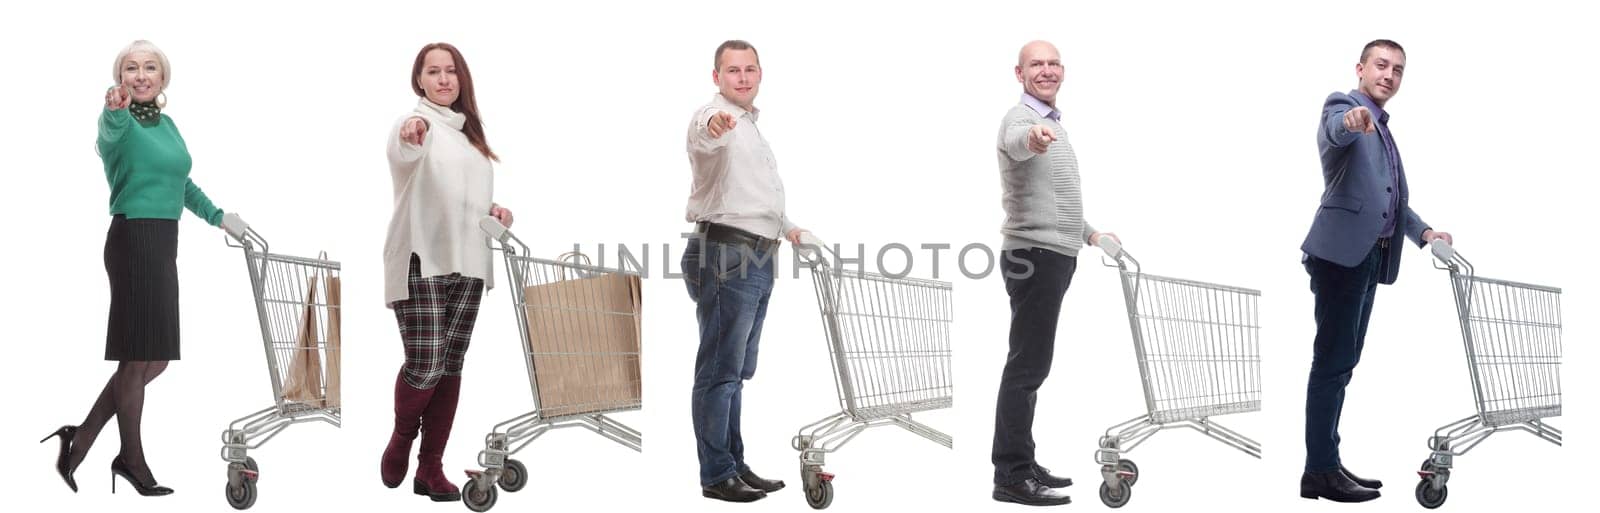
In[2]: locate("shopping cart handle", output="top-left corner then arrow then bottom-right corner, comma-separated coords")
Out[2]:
1098,236 -> 1123,260
1430,239 -> 1455,262
478,216 -> 511,243
796,232 -> 829,264
222,212 -> 248,241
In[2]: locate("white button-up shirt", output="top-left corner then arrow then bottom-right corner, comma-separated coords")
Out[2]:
684,93 -> 794,239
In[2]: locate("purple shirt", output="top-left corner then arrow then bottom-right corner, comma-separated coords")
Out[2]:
1350,90 -> 1402,238
1021,93 -> 1062,121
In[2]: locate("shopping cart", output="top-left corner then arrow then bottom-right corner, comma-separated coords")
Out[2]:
1414,241 -> 1562,509
1091,239 -> 1262,508
218,214 -> 342,510
791,234 -> 953,510
462,218 -> 643,512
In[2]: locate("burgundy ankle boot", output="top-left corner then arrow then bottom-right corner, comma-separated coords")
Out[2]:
413,375 -> 462,501
381,370 -> 436,488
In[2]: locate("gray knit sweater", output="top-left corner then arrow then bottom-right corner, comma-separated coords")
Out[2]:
996,102 -> 1097,257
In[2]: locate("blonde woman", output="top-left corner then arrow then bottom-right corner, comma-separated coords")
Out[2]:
43,40 -> 231,497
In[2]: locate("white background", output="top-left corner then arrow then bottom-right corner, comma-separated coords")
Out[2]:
2,1 -> 1593,512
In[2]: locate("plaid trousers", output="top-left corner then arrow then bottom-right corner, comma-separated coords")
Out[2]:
392,254 -> 485,389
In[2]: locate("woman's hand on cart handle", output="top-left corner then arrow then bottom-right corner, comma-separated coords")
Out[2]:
490,203 -> 514,229
221,212 -> 248,240
399,116 -> 429,145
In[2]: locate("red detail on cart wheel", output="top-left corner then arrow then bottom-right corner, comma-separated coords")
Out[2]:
240,470 -> 259,481
1116,471 -> 1135,479
1417,471 -> 1435,478
465,469 -> 484,478
817,472 -> 835,482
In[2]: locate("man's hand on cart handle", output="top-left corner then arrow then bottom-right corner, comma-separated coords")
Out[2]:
787,228 -> 811,246
1422,229 -> 1452,246
490,203 -> 514,229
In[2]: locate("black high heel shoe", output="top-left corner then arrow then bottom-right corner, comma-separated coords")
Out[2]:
40,425 -> 79,492
110,456 -> 174,496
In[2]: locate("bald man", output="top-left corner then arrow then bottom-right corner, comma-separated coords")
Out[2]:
991,40 -> 1118,506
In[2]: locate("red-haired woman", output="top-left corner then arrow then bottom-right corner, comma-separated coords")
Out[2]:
379,42 -> 513,502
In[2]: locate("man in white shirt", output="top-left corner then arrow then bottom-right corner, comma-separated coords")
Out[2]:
681,39 -> 810,503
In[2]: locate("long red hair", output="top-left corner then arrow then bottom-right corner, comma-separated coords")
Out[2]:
411,43 -> 498,162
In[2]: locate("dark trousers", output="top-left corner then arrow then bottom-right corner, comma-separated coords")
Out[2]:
992,248 -> 1078,485
1304,244 -> 1384,472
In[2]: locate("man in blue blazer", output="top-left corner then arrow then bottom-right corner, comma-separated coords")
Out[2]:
1299,39 -> 1453,503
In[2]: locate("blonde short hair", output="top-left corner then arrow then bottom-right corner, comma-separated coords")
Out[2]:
112,40 -> 170,88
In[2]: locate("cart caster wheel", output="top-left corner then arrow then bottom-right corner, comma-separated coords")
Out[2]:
497,459 -> 528,493
244,457 -> 258,474
1116,459 -> 1138,486
225,479 -> 257,510
1420,459 -> 1442,473
1415,480 -> 1447,509
1100,480 -> 1132,508
805,481 -> 833,510
463,478 -> 498,512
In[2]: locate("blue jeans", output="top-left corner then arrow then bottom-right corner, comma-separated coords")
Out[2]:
1304,244 -> 1383,472
682,240 -> 775,486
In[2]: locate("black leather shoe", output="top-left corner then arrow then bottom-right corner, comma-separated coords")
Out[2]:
1340,465 -> 1383,489
1300,470 -> 1378,502
703,476 -> 766,503
1031,465 -> 1073,488
739,468 -> 786,492
993,479 -> 1072,506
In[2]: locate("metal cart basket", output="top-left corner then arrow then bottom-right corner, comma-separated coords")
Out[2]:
1414,241 -> 1561,509
461,218 -> 643,512
1092,240 -> 1262,508
219,215 -> 341,510
791,236 -> 953,509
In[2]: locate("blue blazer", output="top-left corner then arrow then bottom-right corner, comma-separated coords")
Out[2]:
1301,91 -> 1430,285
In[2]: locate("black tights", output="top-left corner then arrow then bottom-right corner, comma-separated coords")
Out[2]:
67,361 -> 169,483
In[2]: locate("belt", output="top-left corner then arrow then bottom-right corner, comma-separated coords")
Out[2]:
696,222 -> 779,252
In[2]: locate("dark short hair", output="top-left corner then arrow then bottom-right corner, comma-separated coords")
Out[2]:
1360,39 -> 1405,63
714,40 -> 759,70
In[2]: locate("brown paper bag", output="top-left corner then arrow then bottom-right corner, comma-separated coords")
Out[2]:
282,276 -> 325,406
323,275 -> 341,408
522,269 -> 642,417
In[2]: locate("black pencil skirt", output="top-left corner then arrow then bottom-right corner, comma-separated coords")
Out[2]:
104,215 -> 181,361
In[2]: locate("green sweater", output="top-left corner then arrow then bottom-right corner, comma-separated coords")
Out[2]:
97,107 -> 224,225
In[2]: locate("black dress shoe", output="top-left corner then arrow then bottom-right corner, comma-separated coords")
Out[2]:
739,468 -> 786,492
993,478 -> 1072,506
1300,470 -> 1378,502
1340,465 -> 1383,489
703,476 -> 766,503
1031,465 -> 1073,488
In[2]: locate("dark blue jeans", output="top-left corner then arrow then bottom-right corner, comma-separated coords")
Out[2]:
993,248 -> 1077,485
682,240 -> 775,486
1304,244 -> 1383,472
